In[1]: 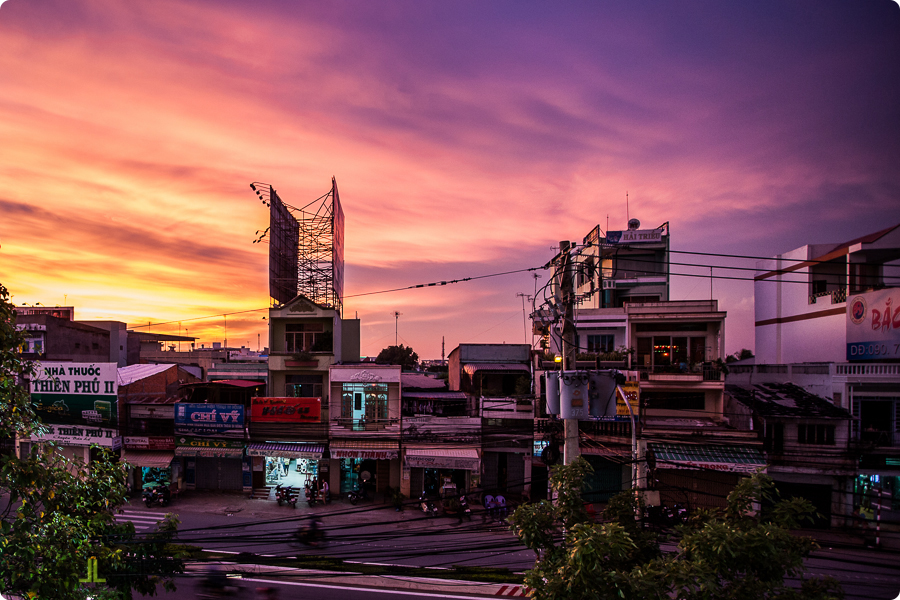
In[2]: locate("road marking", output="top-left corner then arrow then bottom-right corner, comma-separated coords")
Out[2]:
115,510 -> 168,531
495,585 -> 527,597
239,577 -> 509,599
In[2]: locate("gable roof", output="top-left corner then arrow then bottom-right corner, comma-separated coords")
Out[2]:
726,383 -> 852,419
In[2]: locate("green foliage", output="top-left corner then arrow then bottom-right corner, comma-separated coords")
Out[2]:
0,283 -> 184,599
510,457 -> 844,600
375,344 -> 419,370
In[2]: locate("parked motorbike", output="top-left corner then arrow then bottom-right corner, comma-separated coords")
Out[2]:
142,482 -> 171,508
275,484 -> 298,508
419,491 -> 439,517
458,494 -> 473,520
347,484 -> 370,505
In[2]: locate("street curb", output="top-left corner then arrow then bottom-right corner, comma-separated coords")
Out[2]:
189,561 -> 529,598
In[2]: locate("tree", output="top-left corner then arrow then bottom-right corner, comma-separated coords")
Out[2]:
726,348 -> 755,363
0,283 -> 184,599
375,344 -> 419,370
509,457 -> 844,600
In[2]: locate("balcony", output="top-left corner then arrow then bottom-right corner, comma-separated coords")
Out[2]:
482,397 -> 534,419
636,365 -> 723,382
332,417 -> 400,433
836,363 -> 900,377
853,431 -> 900,448
808,287 -> 847,305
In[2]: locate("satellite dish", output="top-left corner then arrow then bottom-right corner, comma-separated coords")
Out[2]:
360,470 -> 372,482
627,218 -> 641,230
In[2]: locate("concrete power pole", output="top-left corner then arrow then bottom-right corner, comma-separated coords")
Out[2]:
560,241 -> 581,465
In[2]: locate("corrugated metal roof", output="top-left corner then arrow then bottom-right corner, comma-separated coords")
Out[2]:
726,383 -> 852,419
118,364 -> 174,386
401,373 -> 447,389
649,442 -> 765,466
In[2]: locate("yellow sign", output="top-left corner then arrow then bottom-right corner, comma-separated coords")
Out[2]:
617,382 -> 639,416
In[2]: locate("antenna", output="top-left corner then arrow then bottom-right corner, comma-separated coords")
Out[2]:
516,293 -> 533,344
626,191 -> 629,223
442,336 -> 445,362
392,311 -> 403,346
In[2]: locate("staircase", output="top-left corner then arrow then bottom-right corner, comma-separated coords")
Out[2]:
249,487 -> 272,500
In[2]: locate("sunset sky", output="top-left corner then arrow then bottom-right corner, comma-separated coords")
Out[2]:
1,0 -> 899,359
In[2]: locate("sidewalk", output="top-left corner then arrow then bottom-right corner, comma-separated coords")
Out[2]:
124,488 -> 500,528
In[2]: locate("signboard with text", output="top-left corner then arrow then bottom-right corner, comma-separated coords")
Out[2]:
174,436 -> 244,457
125,436 -> 175,450
174,403 -> 244,438
847,288 -> 900,361
605,229 -> 663,244
250,397 -> 320,423
30,362 -> 118,425
31,424 -> 120,448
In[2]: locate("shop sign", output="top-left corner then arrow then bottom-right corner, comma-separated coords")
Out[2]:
125,436 -> 175,450
31,424 -> 120,448
330,367 -> 401,383
129,405 -> 175,419
596,382 -> 640,422
402,416 -> 480,444
250,397 -> 320,423
664,460 -> 763,475
404,454 -> 480,470
330,448 -> 398,460
605,229 -> 663,244
174,436 -> 244,458
174,403 -> 244,437
847,289 -> 900,360
30,362 -> 118,425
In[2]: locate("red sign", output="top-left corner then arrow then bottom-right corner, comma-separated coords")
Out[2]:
251,397 -> 321,423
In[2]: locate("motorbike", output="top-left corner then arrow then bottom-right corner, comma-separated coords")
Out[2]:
275,484 -> 298,508
198,567 -> 242,598
293,521 -> 328,548
347,483 -> 370,505
142,482 -> 171,508
457,494 -> 472,520
419,491 -> 439,517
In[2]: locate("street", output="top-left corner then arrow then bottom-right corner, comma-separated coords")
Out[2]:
116,503 -> 900,600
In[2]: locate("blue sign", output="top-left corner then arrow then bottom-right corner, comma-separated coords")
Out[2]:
174,403 -> 245,438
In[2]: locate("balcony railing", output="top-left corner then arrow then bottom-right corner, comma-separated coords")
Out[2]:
853,431 -> 900,448
837,363 -> 900,377
635,365 -> 723,382
809,287 -> 846,305
332,418 -> 399,432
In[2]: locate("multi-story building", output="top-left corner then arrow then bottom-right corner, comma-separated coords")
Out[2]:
533,220 -> 764,510
743,222 -> 900,527
448,344 -> 534,500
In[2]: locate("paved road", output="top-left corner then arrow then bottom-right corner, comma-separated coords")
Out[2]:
121,502 -> 900,600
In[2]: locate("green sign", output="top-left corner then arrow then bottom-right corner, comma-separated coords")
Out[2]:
30,362 -> 118,425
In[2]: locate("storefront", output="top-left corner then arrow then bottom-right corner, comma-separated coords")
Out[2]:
404,447 -> 480,497
175,436 -> 246,490
648,442 -> 766,510
246,442 -> 325,489
122,436 -> 176,494
174,403 -> 247,491
855,472 -> 900,525
330,440 -> 399,494
248,396 -> 325,489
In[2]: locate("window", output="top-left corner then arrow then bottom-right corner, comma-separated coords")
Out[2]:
587,334 -> 615,353
285,323 -> 326,353
285,374 -> 323,398
797,424 -> 835,445
766,423 -> 784,454
341,383 -> 388,430
19,336 -> 44,354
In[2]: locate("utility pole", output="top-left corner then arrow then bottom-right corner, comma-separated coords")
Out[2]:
516,293 -> 532,344
393,311 -> 402,346
559,241 -> 580,465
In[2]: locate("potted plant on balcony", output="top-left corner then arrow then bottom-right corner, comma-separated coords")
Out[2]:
286,351 -> 318,368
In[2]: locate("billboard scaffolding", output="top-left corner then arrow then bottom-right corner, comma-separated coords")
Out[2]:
251,179 -> 344,312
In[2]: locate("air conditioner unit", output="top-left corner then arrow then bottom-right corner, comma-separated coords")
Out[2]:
602,280 -> 616,290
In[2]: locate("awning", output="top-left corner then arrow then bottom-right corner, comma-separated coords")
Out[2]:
246,443 -> 324,460
330,440 -> 399,460
649,442 -> 766,474
405,447 -> 480,470
462,363 -> 530,377
123,451 -> 175,468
